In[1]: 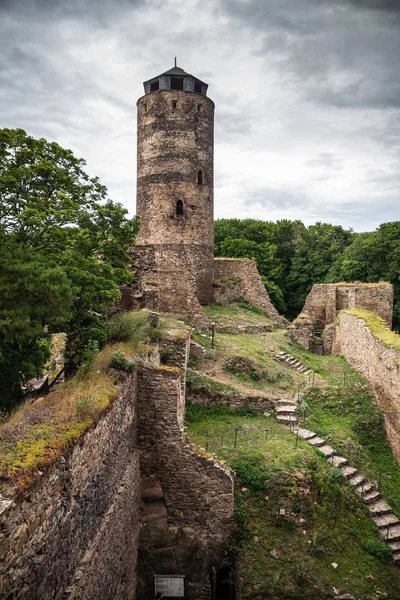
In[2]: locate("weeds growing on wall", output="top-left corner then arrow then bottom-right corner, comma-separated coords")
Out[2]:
107,311 -> 165,345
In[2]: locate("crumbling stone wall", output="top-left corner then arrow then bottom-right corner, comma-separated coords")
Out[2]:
213,258 -> 286,325
0,374 -> 141,600
136,332 -> 234,600
119,245 -> 211,331
335,311 -> 400,463
291,283 -> 393,354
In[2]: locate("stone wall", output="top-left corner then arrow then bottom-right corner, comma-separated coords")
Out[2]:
291,283 -> 393,354
136,343 -> 234,600
0,374 -> 141,600
136,89 -> 215,305
119,245 -> 211,331
213,258 -> 286,325
335,311 -> 400,463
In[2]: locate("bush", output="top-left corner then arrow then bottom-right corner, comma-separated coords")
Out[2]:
109,350 -> 137,372
362,537 -> 393,562
107,311 -> 164,345
75,395 -> 97,420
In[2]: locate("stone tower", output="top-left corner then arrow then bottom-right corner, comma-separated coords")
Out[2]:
135,63 -> 215,305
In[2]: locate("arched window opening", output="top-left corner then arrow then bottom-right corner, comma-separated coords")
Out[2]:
172,100 -> 177,109
176,200 -> 184,216
197,169 -> 203,185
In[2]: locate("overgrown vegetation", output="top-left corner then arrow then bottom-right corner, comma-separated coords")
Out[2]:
0,128 -> 138,412
186,405 -> 400,599
215,218 -> 400,330
0,311 -> 163,491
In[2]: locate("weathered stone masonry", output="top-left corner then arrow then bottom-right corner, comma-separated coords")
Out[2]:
0,373 -> 141,600
334,311 -> 400,464
291,283 -> 393,354
213,258 -> 286,325
0,330 -> 234,600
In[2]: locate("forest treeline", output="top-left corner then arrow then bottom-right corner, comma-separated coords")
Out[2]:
214,219 -> 400,330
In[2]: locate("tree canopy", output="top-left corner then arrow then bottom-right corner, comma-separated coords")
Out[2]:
215,218 -> 400,331
0,128 -> 138,410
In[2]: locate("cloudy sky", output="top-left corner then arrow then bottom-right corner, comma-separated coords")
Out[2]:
1,0 -> 399,231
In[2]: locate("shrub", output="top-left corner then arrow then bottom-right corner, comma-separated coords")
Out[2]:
107,311 -> 164,346
74,395 -> 97,420
109,350 -> 137,372
362,537 -> 393,562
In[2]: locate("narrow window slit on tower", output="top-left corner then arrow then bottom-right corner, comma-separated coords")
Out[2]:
144,103 -> 147,112
176,200 -> 184,216
197,169 -> 203,185
197,104 -> 203,112
172,100 -> 177,109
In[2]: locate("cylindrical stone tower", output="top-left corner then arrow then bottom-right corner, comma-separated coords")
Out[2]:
136,64 -> 214,305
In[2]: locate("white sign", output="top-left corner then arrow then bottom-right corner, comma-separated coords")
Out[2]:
154,575 -> 185,597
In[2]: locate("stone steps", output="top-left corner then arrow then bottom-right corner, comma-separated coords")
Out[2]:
349,473 -> 366,487
380,524 -> 400,542
329,455 -> 348,468
275,352 -> 312,375
289,425 -> 400,564
373,513 -> 400,529
355,481 -> 375,497
364,490 -> 381,504
308,436 -> 326,447
368,499 -> 391,516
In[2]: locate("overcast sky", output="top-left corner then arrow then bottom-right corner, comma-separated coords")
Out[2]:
1,0 -> 399,231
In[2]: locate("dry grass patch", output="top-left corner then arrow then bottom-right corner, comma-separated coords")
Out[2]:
0,347 -> 125,492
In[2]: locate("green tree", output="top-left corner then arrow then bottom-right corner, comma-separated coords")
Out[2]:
330,223 -> 400,330
286,222 -> 354,317
0,128 -> 138,410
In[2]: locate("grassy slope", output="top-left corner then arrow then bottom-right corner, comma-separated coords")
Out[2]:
187,303 -> 400,599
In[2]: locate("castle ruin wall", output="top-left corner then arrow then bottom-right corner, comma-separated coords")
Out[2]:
0,374 -> 141,600
335,311 -> 400,463
213,258 -> 286,325
291,283 -> 393,354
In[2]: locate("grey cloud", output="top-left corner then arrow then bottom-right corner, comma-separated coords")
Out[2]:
220,0 -> 400,110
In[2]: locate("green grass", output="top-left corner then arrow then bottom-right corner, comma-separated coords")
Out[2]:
303,384 -> 400,514
186,369 -> 241,397
345,308 -> 400,351
204,302 -> 274,327
185,404 -> 400,599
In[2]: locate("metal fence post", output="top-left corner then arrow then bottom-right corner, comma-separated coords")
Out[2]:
234,428 -> 238,448
211,322 -> 215,349
295,429 -> 299,449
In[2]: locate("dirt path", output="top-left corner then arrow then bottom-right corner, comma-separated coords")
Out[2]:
199,354 -> 296,402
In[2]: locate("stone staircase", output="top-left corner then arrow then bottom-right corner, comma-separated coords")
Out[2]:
295,427 -> 400,563
275,351 -> 312,375
272,399 -> 298,426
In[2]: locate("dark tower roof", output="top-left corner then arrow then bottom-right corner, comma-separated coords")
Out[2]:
143,63 -> 209,96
